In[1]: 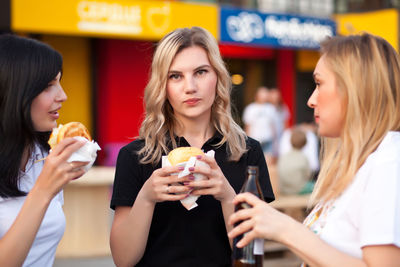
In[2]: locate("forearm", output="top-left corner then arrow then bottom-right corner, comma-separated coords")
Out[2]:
281,218 -> 367,267
110,193 -> 155,267
0,187 -> 51,267
221,187 -> 236,247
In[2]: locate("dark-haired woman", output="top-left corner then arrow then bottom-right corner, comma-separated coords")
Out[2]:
0,34 -> 88,266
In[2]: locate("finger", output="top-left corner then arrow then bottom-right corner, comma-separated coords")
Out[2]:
70,168 -> 87,180
57,138 -> 87,162
50,137 -> 80,156
196,154 -> 219,169
228,219 -> 254,240
70,161 -> 90,168
232,192 -> 263,206
167,185 -> 192,194
229,207 -> 254,225
162,193 -> 190,201
191,186 -> 220,197
236,230 -> 257,248
164,174 -> 194,185
156,165 -> 185,177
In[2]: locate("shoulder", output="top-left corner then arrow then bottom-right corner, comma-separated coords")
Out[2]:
121,139 -> 145,152
365,132 -> 400,167
116,139 -> 146,164
242,137 -> 264,160
245,137 -> 262,151
356,132 -> 400,191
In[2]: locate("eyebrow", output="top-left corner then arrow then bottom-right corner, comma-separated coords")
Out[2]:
168,64 -> 212,73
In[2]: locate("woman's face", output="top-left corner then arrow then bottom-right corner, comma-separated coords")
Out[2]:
166,45 -> 217,124
31,72 -> 67,132
308,56 -> 345,138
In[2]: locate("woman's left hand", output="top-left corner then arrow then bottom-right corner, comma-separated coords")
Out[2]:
187,155 -> 236,203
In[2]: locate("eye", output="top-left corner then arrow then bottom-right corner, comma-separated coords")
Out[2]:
45,82 -> 55,91
196,69 -> 208,76
168,73 -> 181,80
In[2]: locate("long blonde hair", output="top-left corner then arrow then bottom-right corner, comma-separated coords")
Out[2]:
138,27 -> 247,164
311,33 -> 400,204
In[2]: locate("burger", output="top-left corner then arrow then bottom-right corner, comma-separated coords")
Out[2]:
48,122 -> 91,149
167,147 -> 205,166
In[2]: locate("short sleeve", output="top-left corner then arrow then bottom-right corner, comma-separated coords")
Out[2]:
110,145 -> 144,210
359,159 -> 400,248
246,138 -> 275,202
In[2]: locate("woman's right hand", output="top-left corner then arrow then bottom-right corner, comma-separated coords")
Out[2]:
140,166 -> 193,204
33,138 -> 88,201
228,192 -> 294,247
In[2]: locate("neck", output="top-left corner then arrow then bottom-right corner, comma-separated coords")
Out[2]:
175,117 -> 215,148
20,146 -> 30,172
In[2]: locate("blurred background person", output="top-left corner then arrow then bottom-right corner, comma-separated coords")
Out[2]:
278,127 -> 312,195
279,119 -> 320,178
268,87 -> 291,159
242,86 -> 277,164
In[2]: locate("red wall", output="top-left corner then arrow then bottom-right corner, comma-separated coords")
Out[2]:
277,49 -> 295,126
96,39 -> 154,165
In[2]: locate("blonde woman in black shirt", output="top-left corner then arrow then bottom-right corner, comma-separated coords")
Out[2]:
110,27 -> 274,267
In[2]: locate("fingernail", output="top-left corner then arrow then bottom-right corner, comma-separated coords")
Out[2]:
178,166 -> 184,171
189,167 -> 194,171
196,155 -> 202,159
189,175 -> 195,180
183,182 -> 190,186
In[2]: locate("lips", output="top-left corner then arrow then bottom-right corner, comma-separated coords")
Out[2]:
184,98 -> 200,105
49,106 -> 61,119
314,115 -> 320,123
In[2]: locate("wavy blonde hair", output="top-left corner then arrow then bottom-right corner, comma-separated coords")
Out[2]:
311,33 -> 400,204
138,27 -> 247,164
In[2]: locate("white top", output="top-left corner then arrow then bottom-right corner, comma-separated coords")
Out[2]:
242,102 -> 276,143
304,131 -> 400,258
0,144 -> 65,267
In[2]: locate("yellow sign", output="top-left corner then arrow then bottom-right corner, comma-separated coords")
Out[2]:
335,9 -> 398,51
12,0 -> 218,39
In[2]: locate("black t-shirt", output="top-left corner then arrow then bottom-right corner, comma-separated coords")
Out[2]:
110,134 -> 274,267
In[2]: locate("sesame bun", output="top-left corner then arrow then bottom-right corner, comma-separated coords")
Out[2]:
48,122 -> 91,149
167,147 -> 204,166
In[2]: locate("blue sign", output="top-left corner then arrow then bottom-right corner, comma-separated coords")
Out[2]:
220,7 -> 336,49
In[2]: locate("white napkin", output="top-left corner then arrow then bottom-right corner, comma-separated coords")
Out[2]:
162,150 -> 215,210
67,136 -> 101,172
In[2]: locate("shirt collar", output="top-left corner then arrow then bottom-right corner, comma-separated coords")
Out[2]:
172,132 -> 224,148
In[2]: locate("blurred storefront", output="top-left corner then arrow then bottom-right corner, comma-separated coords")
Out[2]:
2,0 -> 218,165
0,0 -> 338,166
218,7 -> 335,127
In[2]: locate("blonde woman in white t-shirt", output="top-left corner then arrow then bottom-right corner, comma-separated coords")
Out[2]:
228,33 -> 400,266
0,34 -> 87,266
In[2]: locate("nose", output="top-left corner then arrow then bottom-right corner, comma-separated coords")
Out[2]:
184,75 -> 197,94
56,85 -> 68,102
307,89 -> 317,108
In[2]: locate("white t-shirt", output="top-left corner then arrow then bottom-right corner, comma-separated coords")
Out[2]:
304,131 -> 400,258
242,102 -> 276,143
0,144 -> 65,267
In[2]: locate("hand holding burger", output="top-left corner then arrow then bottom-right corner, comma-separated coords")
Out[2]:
47,122 -> 100,172
164,147 -> 214,210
